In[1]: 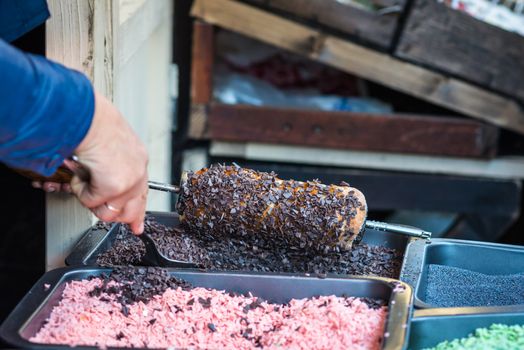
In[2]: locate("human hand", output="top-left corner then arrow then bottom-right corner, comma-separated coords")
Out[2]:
65,91 -> 148,234
32,180 -> 72,193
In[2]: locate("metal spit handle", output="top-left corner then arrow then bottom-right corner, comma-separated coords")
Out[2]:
365,220 -> 431,239
147,181 -> 180,193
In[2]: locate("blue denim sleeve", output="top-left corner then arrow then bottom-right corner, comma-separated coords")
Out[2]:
0,39 -> 94,176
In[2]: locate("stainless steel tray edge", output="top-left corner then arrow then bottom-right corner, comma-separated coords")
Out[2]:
0,267 -> 413,350
409,306 -> 524,349
400,238 -> 524,309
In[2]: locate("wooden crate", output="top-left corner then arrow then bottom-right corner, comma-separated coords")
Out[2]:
242,0 -> 406,50
396,0 -> 524,103
189,20 -> 500,158
191,0 -> 524,134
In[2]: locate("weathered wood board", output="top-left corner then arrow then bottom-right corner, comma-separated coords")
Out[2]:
191,20 -> 214,104
45,0 -> 96,271
202,103 -> 498,158
242,0 -> 404,49
210,141 -> 524,180
396,0 -> 524,103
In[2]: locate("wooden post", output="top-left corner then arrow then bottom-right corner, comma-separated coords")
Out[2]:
191,21 -> 214,105
45,0 -> 97,271
189,21 -> 214,139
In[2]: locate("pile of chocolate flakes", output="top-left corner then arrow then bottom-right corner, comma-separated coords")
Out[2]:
96,217 -> 403,279
88,267 -> 387,311
89,267 -> 191,308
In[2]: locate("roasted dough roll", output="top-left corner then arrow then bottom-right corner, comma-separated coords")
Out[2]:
177,164 -> 367,252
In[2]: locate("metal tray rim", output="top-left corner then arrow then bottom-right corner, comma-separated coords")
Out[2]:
414,305 -> 524,319
400,238 -> 524,309
0,267 -> 413,350
409,306 -> 524,350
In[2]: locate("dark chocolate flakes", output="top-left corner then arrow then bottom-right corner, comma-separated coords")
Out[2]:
97,216 -> 402,279
88,267 -> 192,308
207,323 -> 217,332
97,218 -> 209,267
198,296 -> 212,308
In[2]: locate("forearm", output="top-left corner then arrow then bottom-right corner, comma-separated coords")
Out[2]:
0,39 -> 94,176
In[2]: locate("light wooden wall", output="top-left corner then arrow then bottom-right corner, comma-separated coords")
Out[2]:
45,0 -> 174,270
114,0 -> 174,212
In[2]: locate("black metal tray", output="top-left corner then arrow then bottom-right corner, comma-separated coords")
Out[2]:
0,267 -> 412,349
66,211 -> 413,268
400,238 -> 524,308
408,306 -> 524,349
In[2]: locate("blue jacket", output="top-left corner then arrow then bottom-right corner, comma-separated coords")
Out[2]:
0,0 -> 94,176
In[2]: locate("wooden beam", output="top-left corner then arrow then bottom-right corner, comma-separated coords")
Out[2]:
243,0 -> 402,49
45,0 -> 97,271
210,141 -> 524,180
204,103 -> 498,158
191,20 -> 214,104
189,20 -> 214,139
191,0 -> 524,134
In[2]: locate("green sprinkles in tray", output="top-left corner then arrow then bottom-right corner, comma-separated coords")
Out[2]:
424,323 -> 524,350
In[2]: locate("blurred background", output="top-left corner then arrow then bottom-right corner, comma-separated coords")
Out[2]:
1,0 -> 524,323
173,0 -> 524,245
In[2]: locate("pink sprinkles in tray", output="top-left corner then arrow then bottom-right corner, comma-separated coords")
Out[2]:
31,276 -> 388,349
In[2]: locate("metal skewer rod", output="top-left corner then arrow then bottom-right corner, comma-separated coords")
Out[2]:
148,181 -> 180,193
365,220 -> 431,239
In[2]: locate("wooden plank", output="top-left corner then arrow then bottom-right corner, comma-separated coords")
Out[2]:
112,0 -> 174,211
118,0 -> 147,24
191,0 -> 524,134
191,21 -> 214,104
116,0 -> 171,66
210,141 -> 524,180
397,0 -> 524,103
243,0 -> 403,49
93,0 -> 114,100
45,0 -> 97,271
204,103 -> 498,158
